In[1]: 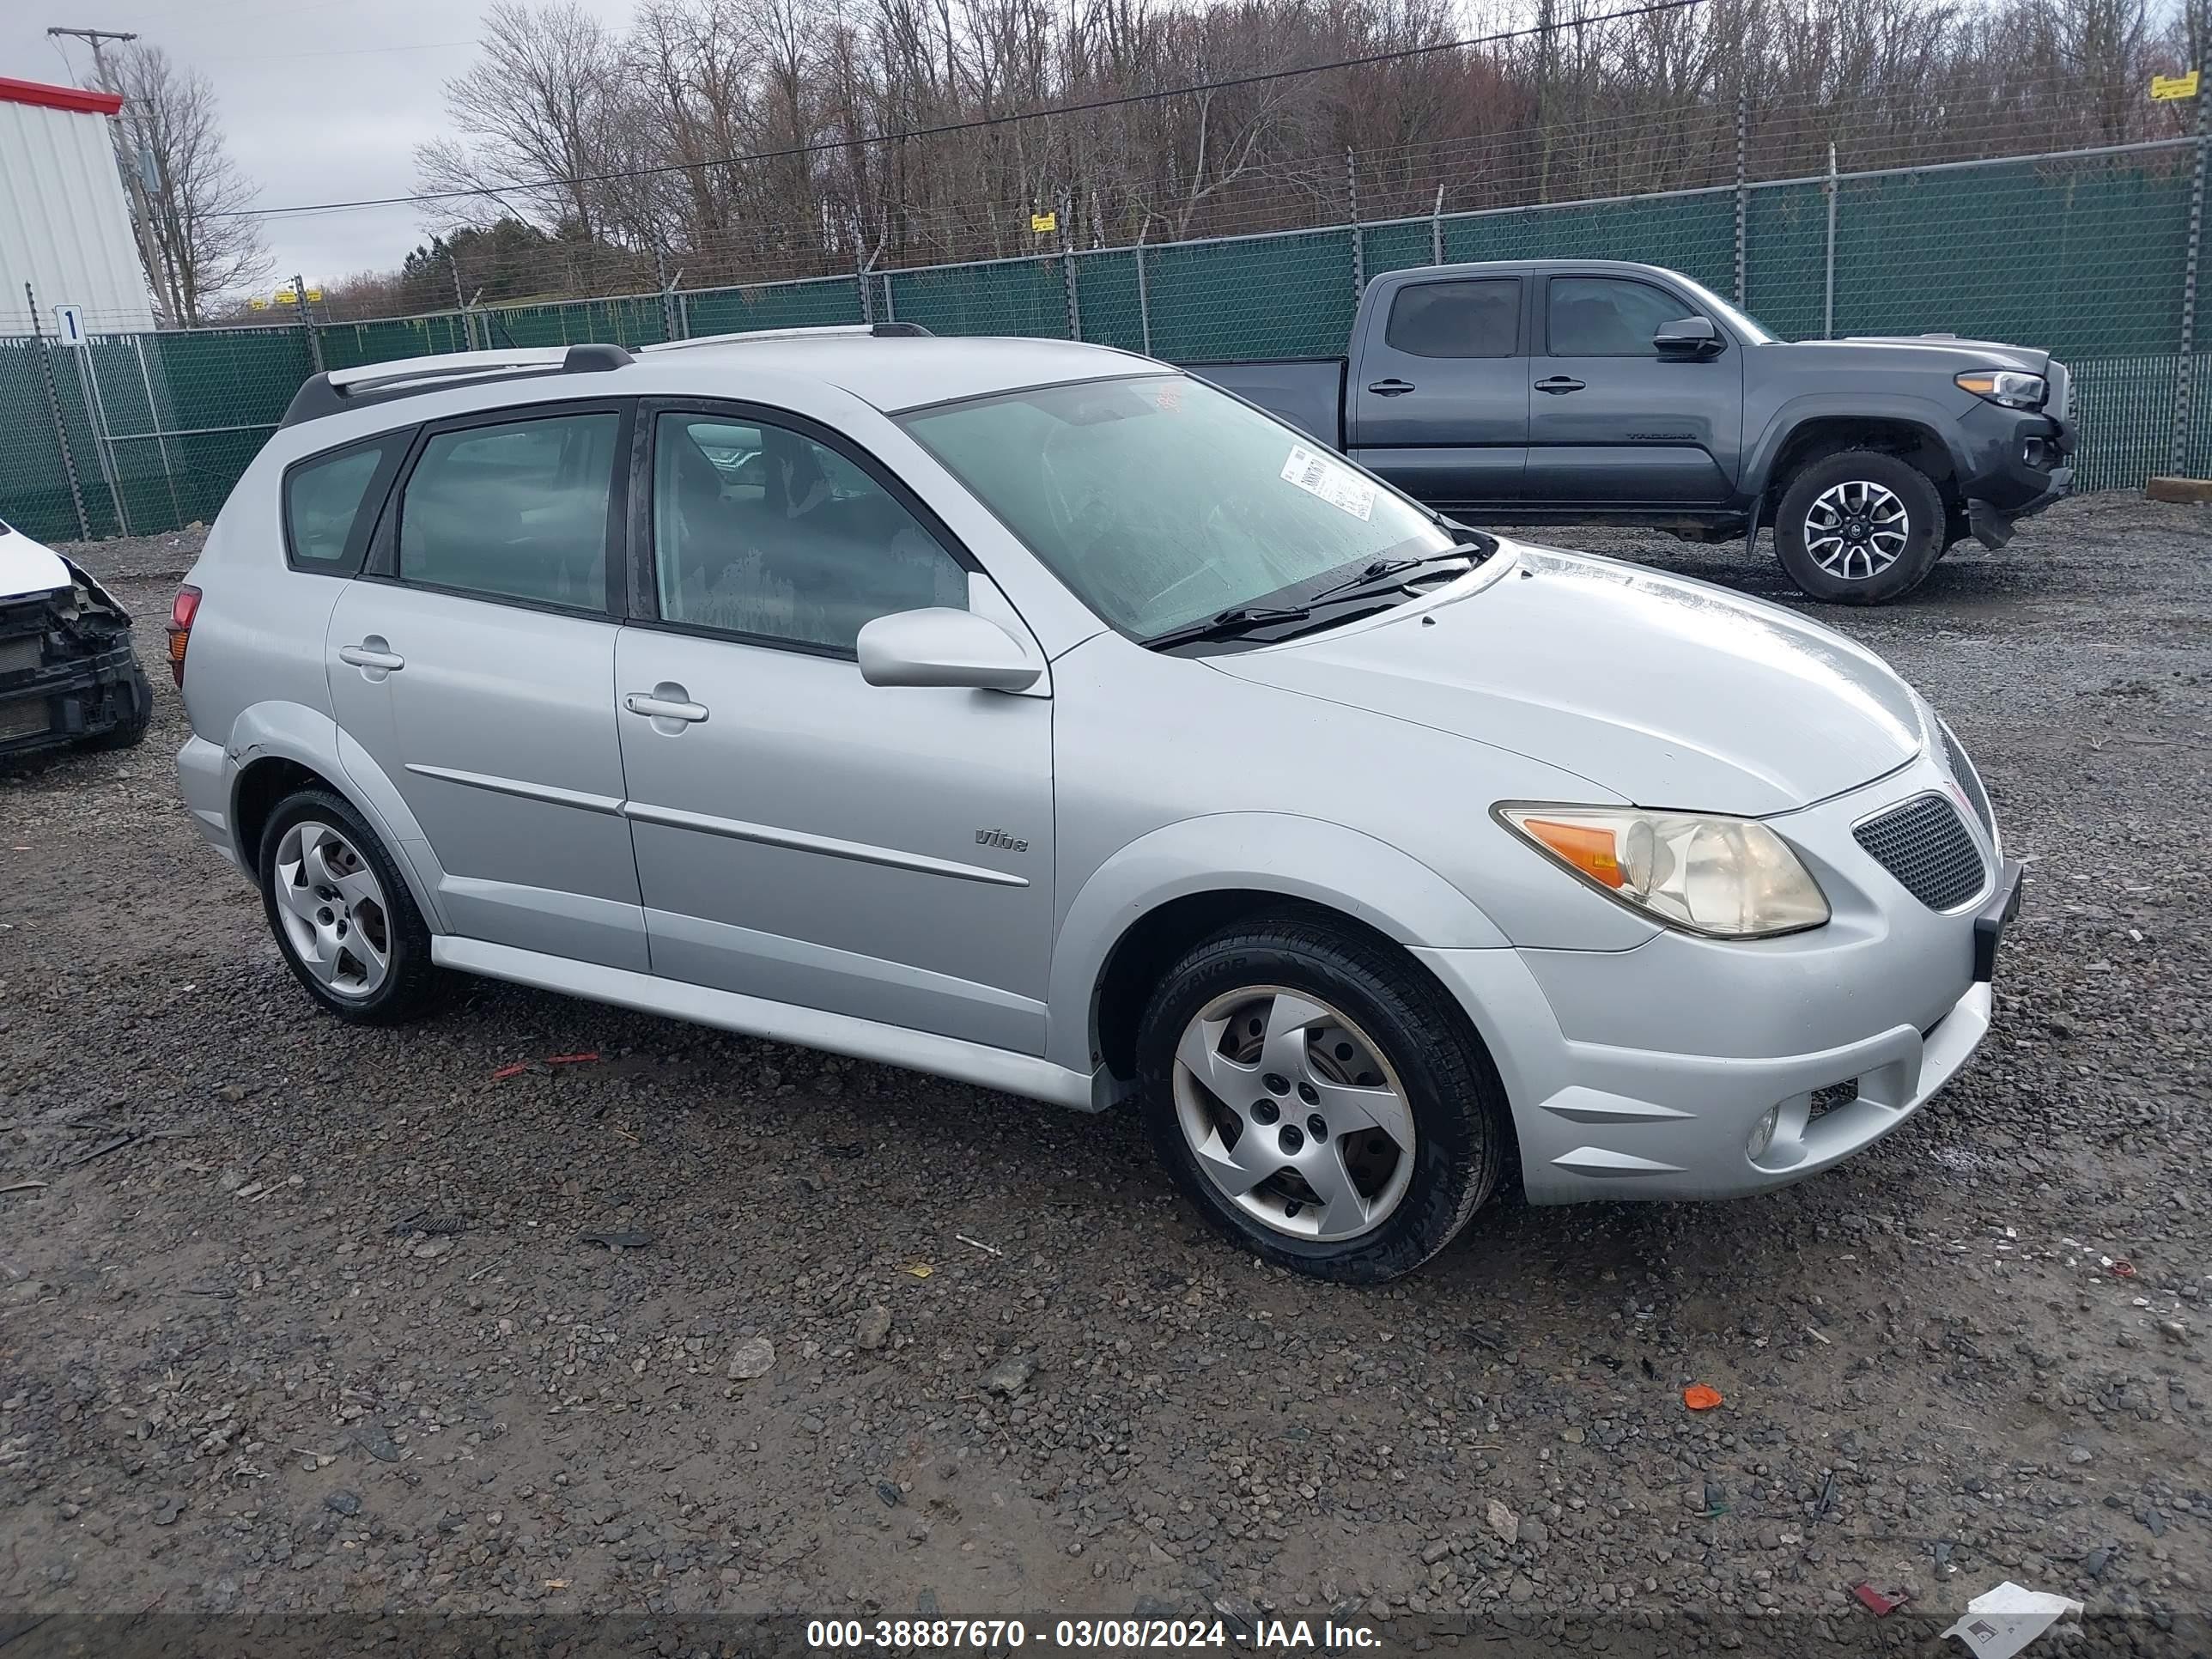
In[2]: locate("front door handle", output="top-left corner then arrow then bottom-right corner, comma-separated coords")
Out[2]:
1534,376 -> 1586,395
337,641 -> 404,672
624,688 -> 709,725
1366,379 -> 1416,396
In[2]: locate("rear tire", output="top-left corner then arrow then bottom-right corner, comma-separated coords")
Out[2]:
1136,916 -> 1508,1284
258,787 -> 442,1024
1774,450 -> 1944,604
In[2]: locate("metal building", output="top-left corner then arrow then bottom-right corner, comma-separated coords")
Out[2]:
0,76 -> 155,337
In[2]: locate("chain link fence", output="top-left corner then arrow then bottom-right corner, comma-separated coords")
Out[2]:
2,133 -> 2202,544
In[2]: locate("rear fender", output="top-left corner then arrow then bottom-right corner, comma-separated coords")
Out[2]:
226,701 -> 450,930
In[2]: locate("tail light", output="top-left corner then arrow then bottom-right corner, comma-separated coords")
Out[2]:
167,586 -> 201,688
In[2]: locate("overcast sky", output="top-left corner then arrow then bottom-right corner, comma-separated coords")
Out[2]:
3,0 -> 634,294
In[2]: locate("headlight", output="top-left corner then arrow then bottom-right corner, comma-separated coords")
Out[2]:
1496,805 -> 1831,939
1954,370 -> 2046,410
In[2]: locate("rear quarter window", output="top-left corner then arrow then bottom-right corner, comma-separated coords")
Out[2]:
284,437 -> 404,574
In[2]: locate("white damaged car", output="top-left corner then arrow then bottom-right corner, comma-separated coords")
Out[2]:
0,519 -> 153,763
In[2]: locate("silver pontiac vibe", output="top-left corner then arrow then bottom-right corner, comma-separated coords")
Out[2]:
173,330 -> 2021,1282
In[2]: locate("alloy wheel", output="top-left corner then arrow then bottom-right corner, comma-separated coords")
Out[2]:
1803,479 -> 1910,580
270,820 -> 391,999
1170,985 -> 1417,1243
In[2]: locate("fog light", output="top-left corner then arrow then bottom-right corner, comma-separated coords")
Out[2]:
1747,1106 -> 1780,1160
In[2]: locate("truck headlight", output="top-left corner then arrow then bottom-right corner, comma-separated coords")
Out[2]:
1497,805 -> 1831,939
1954,370 -> 2046,410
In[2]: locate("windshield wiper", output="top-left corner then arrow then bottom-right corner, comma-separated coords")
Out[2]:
1304,542 -> 1488,605
1142,604 -> 1312,650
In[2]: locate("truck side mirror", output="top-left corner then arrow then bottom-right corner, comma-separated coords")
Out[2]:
1655,316 -> 1723,359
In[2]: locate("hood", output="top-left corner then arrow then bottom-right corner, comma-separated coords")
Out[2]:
0,524 -> 70,604
1211,545 -> 1927,817
1795,335 -> 2052,374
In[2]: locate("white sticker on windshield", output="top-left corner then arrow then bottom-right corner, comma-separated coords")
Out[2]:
1280,444 -> 1376,521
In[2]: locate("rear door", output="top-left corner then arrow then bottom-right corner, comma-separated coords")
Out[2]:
325,401 -> 648,971
1346,275 -> 1528,509
1522,272 -> 1741,504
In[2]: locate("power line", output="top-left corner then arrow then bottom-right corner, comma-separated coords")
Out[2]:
222,0 -> 1706,220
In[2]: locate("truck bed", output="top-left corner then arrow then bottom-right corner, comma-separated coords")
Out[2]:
1182,358 -> 1346,450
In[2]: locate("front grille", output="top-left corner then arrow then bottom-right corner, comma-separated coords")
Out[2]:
1854,793 -> 1986,910
1937,722 -> 1996,842
0,635 -> 40,678
0,696 -> 49,742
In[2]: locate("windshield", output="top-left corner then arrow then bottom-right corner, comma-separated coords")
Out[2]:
1674,274 -> 1779,344
898,374 -> 1459,639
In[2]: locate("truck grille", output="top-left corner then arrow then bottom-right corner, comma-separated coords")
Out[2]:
1854,793 -> 1986,910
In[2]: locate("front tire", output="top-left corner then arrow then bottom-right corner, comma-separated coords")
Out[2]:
1136,917 -> 1509,1284
1774,450 -> 1944,604
258,787 -> 441,1024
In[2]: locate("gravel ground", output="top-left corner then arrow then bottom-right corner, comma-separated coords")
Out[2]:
3,497 -> 2210,1656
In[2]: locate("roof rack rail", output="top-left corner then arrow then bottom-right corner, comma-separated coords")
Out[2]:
640,321 -> 933,354
279,342 -> 634,428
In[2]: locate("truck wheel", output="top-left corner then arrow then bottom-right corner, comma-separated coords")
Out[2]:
1135,915 -> 1509,1284
1774,451 -> 1944,604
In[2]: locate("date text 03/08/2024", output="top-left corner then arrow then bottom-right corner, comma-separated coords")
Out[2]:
804,1616 -> 1386,1650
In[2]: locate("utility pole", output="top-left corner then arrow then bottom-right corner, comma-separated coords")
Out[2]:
48,25 -> 174,326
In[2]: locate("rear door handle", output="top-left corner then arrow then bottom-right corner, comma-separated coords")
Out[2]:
337,641 -> 404,672
624,690 -> 708,725
1534,376 -> 1586,394
1366,379 -> 1416,396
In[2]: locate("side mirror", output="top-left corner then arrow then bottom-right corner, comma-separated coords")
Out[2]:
856,608 -> 1042,692
1654,315 -> 1723,358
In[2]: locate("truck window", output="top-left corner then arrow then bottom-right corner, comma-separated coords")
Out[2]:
1547,277 -> 1701,356
1383,279 -> 1521,359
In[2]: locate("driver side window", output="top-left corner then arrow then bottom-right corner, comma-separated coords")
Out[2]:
651,412 -> 967,653
1547,277 -> 1701,357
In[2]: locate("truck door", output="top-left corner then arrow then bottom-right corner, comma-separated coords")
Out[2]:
1347,275 -> 1528,511
1522,273 -> 1741,505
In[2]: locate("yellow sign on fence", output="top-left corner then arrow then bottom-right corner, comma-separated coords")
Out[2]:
2152,69 -> 2200,100
1030,210 -> 1058,234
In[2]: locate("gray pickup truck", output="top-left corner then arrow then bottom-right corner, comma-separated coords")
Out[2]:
1188,259 -> 2075,604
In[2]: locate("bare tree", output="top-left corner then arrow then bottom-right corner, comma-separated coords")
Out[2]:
105,45 -> 270,326
417,1 -> 623,241
392,0 -> 2191,300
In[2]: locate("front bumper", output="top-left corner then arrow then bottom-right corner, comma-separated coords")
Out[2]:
0,634 -> 150,761
1419,747 -> 2015,1204
1958,383 -> 2076,547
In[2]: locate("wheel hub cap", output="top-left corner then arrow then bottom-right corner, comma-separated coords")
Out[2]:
272,821 -> 391,999
1805,480 -> 1910,582
1805,479 -> 1911,584
1171,987 -> 1417,1243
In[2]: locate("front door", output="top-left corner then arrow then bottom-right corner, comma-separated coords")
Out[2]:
1348,274 -> 1528,509
326,402 -> 647,972
612,406 -> 1055,1054
1522,273 -> 1741,505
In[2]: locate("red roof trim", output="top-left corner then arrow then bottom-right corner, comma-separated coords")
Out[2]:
0,76 -> 124,116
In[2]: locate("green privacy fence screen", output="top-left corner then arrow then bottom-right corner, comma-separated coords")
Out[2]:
3,138 -> 2202,544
